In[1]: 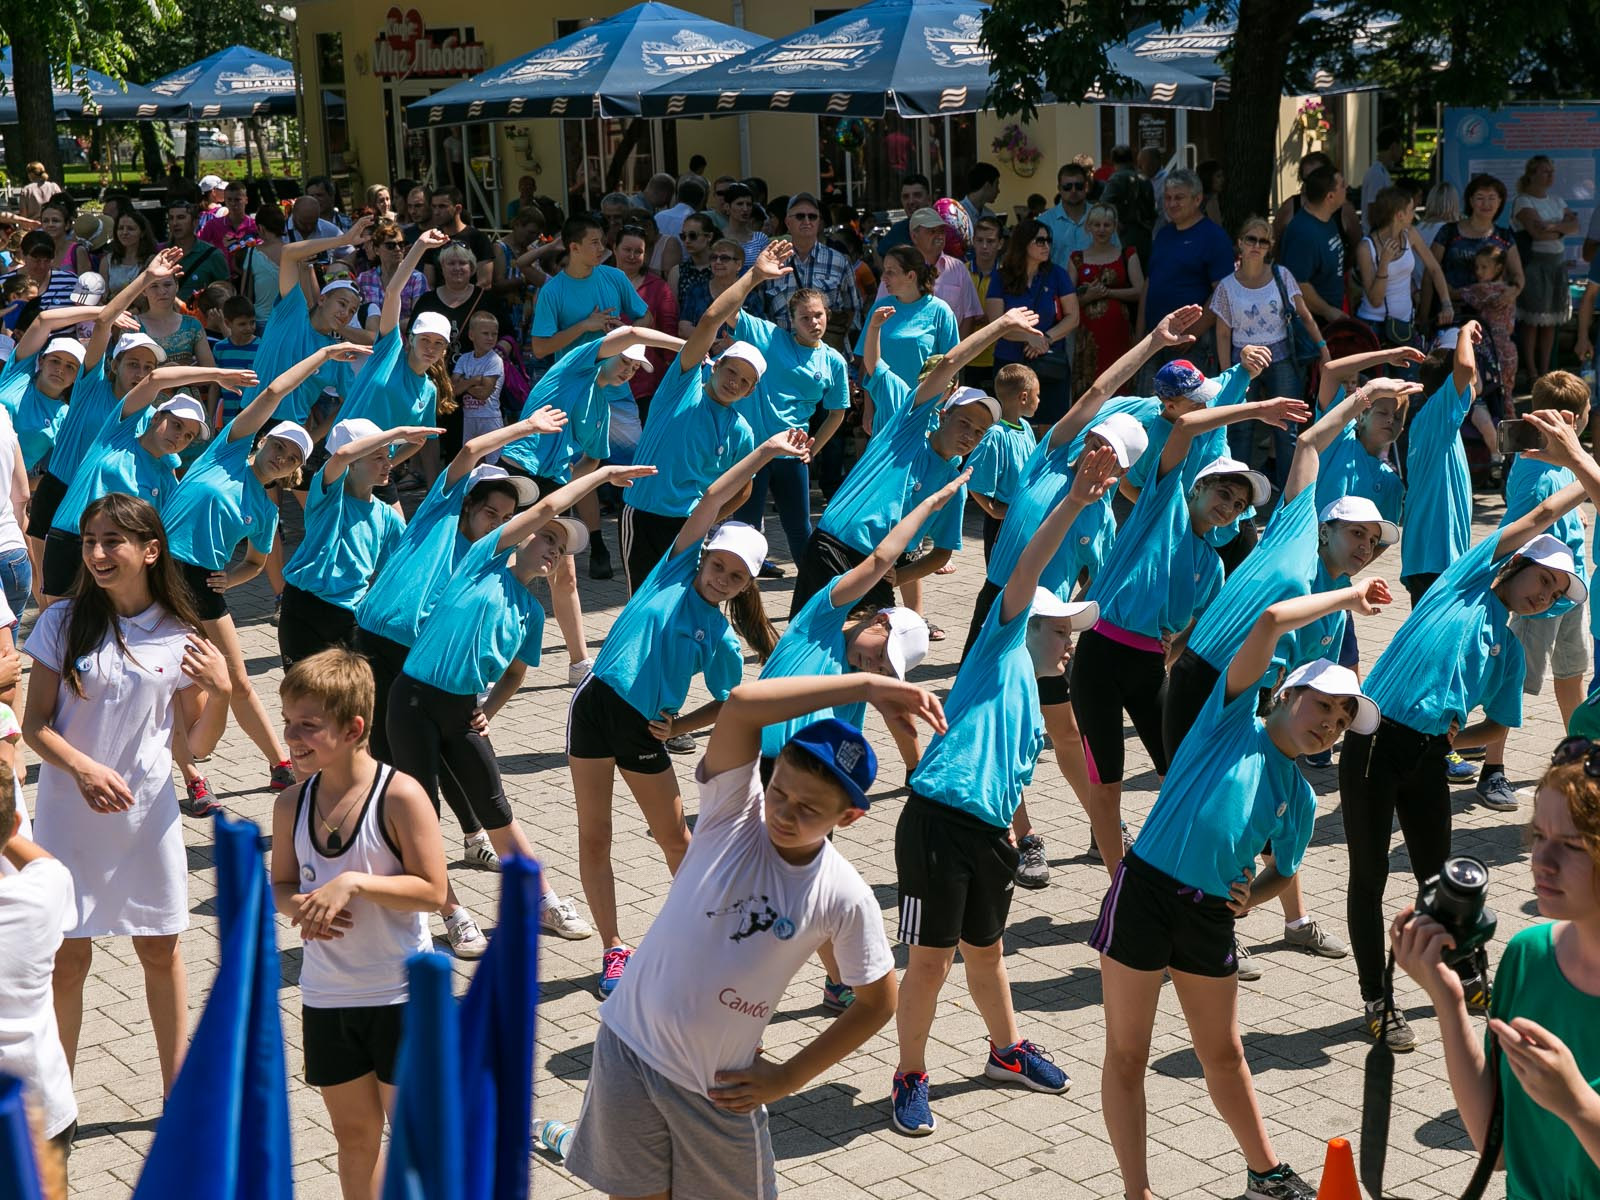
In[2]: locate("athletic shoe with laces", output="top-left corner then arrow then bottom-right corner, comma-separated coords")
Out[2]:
983,1039 -> 1069,1093
1301,747 -> 1334,768
1235,939 -> 1263,981
269,761 -> 297,791
758,559 -> 786,579
665,732 -> 696,754
1476,771 -> 1519,811
539,893 -> 592,940
1283,919 -> 1348,958
463,833 -> 500,871
1364,999 -> 1417,1051
181,776 -> 220,818
1244,1161 -> 1317,1200
1087,821 -> 1134,863
270,593 -> 283,627
1456,743 -> 1486,760
1445,750 -> 1479,781
568,658 -> 594,687
822,979 -> 855,1013
597,946 -> 632,997
890,1070 -> 935,1136
444,908 -> 488,960
1014,834 -> 1051,889
588,543 -> 614,581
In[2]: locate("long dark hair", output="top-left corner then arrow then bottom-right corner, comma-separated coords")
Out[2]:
63,494 -> 203,698
109,210 -> 157,266
1000,218 -> 1049,294
727,580 -> 779,663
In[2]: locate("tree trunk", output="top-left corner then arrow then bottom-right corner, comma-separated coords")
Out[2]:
140,122 -> 165,182
8,22 -> 62,183
183,120 -> 201,181
604,119 -> 650,194
1220,0 -> 1312,234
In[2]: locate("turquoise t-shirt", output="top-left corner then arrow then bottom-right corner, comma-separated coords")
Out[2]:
591,544 -> 744,721
529,266 -> 647,355
965,418 -> 1037,507
51,410 -> 177,534
357,471 -> 473,646
1489,923 -> 1600,1200
852,294 -> 958,388
1275,554 -> 1350,675
816,365 -> 966,556
402,533 -> 546,695
1400,376 -> 1474,578
910,601 -> 1042,829
1502,455 -> 1584,573
0,353 -> 71,471
162,424 -> 279,570
1085,450 -> 1224,639
47,360 -> 123,486
1363,533 -> 1524,736
281,466 -> 406,612
983,436 -> 1115,598
624,356 -> 755,518
1315,389 -> 1405,524
0,350 -> 31,417
499,340 -> 617,483
1132,672 -> 1316,896
338,327 -> 437,430
245,288 -> 356,422
730,310 -> 849,441
756,578 -> 867,760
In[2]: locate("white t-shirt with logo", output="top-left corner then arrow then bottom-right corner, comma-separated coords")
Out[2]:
599,758 -> 893,1097
0,857 -> 77,1136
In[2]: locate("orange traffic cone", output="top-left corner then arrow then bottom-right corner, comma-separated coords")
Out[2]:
1316,1136 -> 1361,1199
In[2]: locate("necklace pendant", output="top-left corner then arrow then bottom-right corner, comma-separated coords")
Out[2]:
327,831 -> 343,853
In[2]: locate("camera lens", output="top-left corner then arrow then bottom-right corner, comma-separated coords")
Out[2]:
1441,856 -> 1488,895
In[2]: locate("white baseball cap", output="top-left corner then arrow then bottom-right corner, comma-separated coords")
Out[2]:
198,174 -> 227,194
466,463 -> 538,507
325,417 -> 383,456
410,311 -> 452,341
1194,455 -> 1270,508
1030,587 -> 1099,631
1277,659 -> 1380,735
155,393 -> 212,440
263,421 -> 313,461
880,607 -> 930,679
702,521 -> 768,576
1080,411 -> 1149,469
943,386 -> 1002,424
717,340 -> 767,379
41,337 -> 86,366
1513,533 -> 1589,604
546,517 -> 590,556
69,272 -> 107,305
619,343 -> 654,372
1319,496 -> 1400,547
113,331 -> 167,363
319,279 -> 359,298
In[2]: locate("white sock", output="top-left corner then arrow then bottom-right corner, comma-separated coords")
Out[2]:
465,829 -> 491,846
1285,916 -> 1312,931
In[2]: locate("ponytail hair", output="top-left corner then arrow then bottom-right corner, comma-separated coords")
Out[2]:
727,579 -> 779,663
427,356 -> 457,416
884,245 -> 935,297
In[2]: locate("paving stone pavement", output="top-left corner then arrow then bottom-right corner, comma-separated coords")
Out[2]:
49,483 -> 1551,1199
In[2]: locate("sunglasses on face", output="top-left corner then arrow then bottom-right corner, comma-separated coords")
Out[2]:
710,253 -> 740,263
714,190 -> 729,199
1061,181 -> 1087,192
1032,235 -> 1052,247
789,211 -> 820,222
1241,235 -> 1272,248
683,229 -> 706,239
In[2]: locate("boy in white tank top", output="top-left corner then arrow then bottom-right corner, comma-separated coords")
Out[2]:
269,649 -> 448,1200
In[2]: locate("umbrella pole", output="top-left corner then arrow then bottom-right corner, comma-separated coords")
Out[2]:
844,151 -> 853,208
943,115 -> 952,198
582,119 -> 594,211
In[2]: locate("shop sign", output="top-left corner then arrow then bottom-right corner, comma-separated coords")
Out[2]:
373,8 -> 487,79
731,18 -> 884,75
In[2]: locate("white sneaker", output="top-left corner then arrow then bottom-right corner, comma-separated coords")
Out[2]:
463,832 -> 500,871
568,659 -> 594,686
444,908 -> 488,959
540,893 -> 593,940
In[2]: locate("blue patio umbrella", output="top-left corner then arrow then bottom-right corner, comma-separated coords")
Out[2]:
0,49 -> 182,121
147,45 -> 300,119
406,2 -> 768,126
639,0 -> 1212,119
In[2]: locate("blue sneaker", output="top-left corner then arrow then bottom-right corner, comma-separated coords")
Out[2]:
890,1070 -> 935,1136
822,978 -> 855,1013
596,945 -> 632,998
1445,751 -> 1479,781
1301,747 -> 1333,769
983,1039 -> 1070,1093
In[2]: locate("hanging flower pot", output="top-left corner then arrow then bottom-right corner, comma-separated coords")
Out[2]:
995,145 -> 1013,163
1014,157 -> 1038,177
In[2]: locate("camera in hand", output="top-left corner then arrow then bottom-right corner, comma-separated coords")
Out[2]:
1497,418 -> 1546,455
1416,855 -> 1498,966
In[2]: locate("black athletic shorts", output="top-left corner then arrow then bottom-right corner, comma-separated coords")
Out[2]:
1089,851 -> 1238,978
499,457 -> 564,501
894,792 -> 1017,950
41,531 -> 81,598
303,1002 -> 406,1087
567,672 -> 672,775
26,472 -> 68,539
176,558 -> 229,621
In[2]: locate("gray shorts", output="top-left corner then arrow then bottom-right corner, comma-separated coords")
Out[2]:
564,1022 -> 778,1200
1511,602 -> 1589,693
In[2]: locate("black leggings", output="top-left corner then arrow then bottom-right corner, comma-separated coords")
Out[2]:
962,578 -> 1002,661
386,673 -> 514,832
1070,625 -> 1170,785
354,627 -> 481,837
1215,516 -> 1259,577
1401,573 -> 1442,609
278,584 -> 358,670
1339,720 -> 1454,1002
1161,646 -> 1221,766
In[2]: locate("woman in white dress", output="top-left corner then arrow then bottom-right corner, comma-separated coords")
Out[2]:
23,493 -> 230,1096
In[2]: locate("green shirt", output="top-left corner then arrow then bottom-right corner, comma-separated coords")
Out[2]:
1489,923 -> 1600,1199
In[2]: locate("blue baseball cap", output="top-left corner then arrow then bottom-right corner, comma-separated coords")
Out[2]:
1153,359 -> 1221,403
785,718 -> 878,810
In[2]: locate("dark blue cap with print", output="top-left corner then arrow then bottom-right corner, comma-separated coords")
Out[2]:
785,718 -> 878,810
